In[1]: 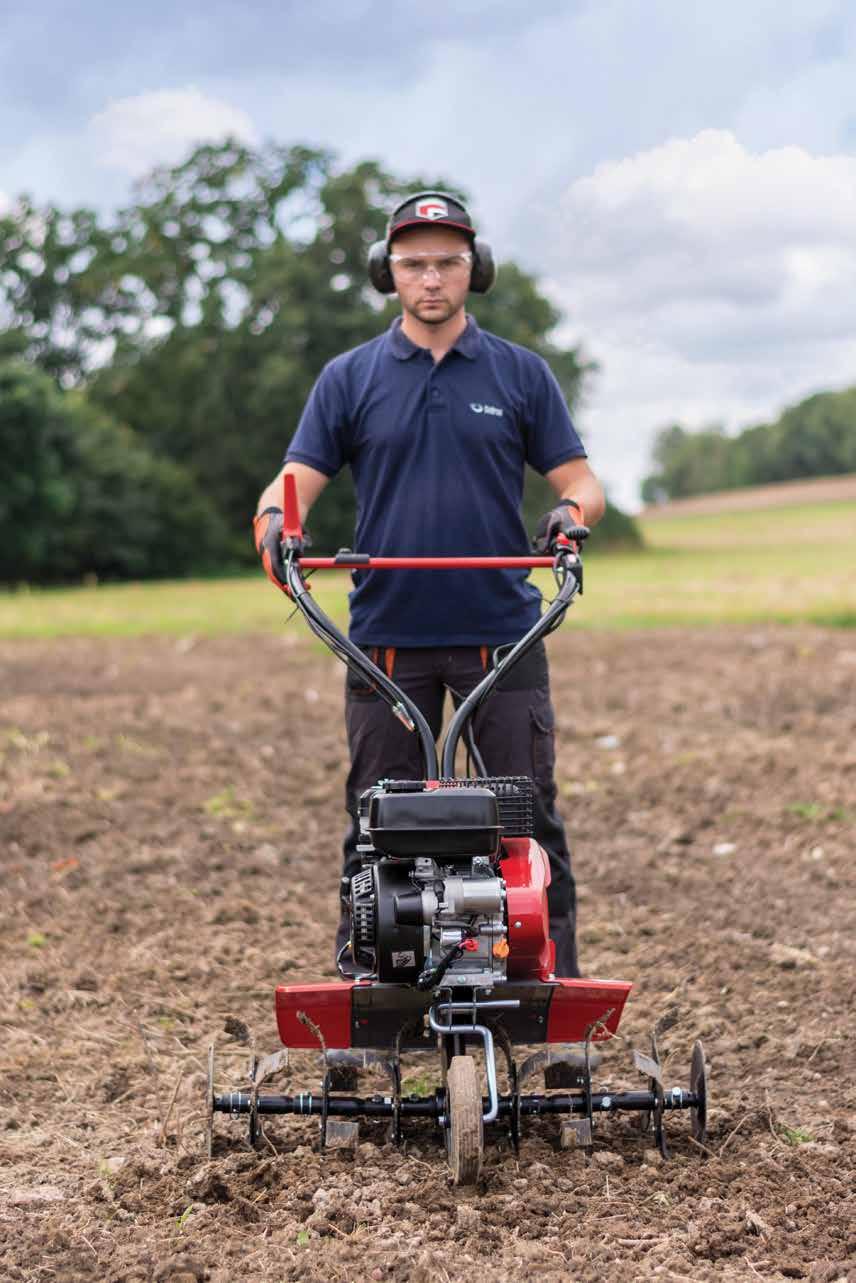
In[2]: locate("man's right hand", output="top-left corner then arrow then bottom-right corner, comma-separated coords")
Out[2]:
253,507 -> 290,594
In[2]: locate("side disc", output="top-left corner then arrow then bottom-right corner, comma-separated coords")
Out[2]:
690,1040 -> 709,1143
205,1043 -> 215,1159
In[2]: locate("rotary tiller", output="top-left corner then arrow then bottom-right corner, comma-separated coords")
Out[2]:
207,476 -> 709,1183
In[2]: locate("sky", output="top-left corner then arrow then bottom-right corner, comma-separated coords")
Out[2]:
2,0 -> 855,507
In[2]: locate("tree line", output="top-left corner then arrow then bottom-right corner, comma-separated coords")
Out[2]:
641,386 -> 856,504
0,141 -> 639,585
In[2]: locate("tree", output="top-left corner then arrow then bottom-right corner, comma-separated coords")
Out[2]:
767,389 -> 856,481
0,360 -> 228,583
641,424 -> 735,503
0,198 -> 142,384
641,387 -> 856,502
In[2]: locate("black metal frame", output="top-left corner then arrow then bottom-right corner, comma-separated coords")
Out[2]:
284,546 -> 583,780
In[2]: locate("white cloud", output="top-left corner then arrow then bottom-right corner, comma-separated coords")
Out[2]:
88,86 -> 257,176
0,189 -> 9,215
546,131 -> 856,506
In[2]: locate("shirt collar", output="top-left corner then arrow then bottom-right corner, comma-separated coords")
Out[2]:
387,314 -> 482,362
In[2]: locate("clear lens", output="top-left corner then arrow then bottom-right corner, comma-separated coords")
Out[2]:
389,252 -> 472,280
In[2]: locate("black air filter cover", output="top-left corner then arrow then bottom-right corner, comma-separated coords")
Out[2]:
368,787 -> 500,860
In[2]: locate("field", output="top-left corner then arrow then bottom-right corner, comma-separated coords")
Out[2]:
1,500 -> 855,1281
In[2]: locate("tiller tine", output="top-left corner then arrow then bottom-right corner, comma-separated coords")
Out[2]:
205,1042 -> 289,1157
208,982 -> 710,1178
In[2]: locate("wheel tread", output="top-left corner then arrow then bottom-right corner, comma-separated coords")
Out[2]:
447,1055 -> 483,1185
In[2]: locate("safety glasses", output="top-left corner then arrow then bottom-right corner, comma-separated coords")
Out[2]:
388,251 -> 473,281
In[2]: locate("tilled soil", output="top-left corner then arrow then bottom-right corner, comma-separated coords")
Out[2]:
1,627 -> 854,1282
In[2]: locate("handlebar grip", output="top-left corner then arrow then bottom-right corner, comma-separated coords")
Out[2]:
554,525 -> 590,548
282,473 -> 304,544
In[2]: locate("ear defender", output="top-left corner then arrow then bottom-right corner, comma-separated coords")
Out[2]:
469,239 -> 495,294
368,240 -> 396,294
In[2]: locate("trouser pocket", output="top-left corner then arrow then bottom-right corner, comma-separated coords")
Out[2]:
529,700 -> 556,788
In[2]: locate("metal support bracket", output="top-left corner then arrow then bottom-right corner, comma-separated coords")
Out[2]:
428,997 -> 520,1124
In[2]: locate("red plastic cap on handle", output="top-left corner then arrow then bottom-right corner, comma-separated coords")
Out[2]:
282,472 -> 303,541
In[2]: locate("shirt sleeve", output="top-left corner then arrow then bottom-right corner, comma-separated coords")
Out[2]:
523,356 -> 587,475
284,360 -> 350,477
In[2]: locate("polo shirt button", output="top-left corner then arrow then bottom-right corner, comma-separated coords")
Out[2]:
432,389 -> 440,397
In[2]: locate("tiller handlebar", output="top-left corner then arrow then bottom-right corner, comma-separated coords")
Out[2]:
281,472 -> 586,778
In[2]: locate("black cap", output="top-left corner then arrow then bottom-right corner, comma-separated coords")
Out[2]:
386,191 -> 476,247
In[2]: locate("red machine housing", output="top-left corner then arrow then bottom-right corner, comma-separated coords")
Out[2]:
275,977 -> 632,1050
274,833 -> 632,1051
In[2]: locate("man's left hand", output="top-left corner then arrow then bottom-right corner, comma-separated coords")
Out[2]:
533,498 -> 587,553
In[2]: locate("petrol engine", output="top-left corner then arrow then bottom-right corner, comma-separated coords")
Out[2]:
349,778 -> 546,988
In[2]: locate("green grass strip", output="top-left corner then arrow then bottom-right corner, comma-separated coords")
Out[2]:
2,499 -> 854,639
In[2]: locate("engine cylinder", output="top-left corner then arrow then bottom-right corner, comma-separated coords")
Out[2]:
442,876 -> 503,916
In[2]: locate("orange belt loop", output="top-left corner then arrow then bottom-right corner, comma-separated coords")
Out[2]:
384,647 -> 396,679
480,645 -> 489,672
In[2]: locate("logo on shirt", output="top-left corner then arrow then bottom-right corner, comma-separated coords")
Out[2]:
415,198 -> 449,220
470,402 -> 504,417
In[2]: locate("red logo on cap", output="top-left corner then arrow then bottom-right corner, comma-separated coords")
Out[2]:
415,198 -> 449,220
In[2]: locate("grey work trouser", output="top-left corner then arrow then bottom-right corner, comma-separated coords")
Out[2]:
338,641 -> 579,978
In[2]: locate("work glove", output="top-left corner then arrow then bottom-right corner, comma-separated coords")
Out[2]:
532,498 -> 588,553
253,507 -> 290,595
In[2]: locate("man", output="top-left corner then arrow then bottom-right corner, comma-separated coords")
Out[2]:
255,191 -> 605,978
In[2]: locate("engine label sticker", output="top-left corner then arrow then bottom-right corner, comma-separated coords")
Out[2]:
391,950 -> 416,969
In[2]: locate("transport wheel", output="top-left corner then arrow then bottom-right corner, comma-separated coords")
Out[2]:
446,1055 -> 483,1185
689,1040 -> 709,1144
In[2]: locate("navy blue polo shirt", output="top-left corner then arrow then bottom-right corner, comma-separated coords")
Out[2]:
285,316 -> 586,646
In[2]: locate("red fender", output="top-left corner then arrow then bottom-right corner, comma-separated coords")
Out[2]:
502,836 -> 555,980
